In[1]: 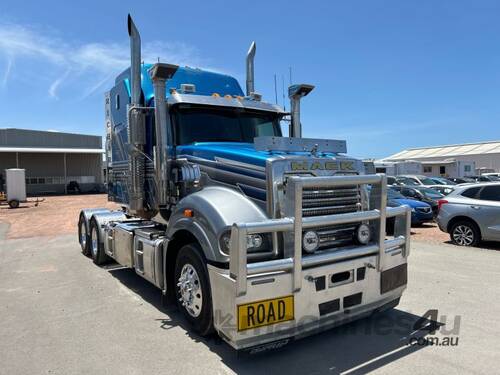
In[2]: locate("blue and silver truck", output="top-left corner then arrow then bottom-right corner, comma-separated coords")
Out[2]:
78,15 -> 412,351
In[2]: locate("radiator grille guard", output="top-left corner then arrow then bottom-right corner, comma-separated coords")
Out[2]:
229,174 -> 411,296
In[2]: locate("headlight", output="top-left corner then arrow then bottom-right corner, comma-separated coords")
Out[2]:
302,231 -> 320,253
219,231 -> 269,254
356,224 -> 371,245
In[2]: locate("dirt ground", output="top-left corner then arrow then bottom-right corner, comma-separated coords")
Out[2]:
0,194 -> 119,239
0,194 -> 451,243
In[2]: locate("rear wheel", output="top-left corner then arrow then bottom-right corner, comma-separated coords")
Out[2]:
78,215 -> 90,256
174,243 -> 214,336
450,220 -> 480,246
89,219 -> 109,265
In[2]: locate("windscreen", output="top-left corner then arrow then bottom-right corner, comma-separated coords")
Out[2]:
173,105 -> 282,145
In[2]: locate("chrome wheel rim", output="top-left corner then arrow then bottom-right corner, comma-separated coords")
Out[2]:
80,223 -> 87,249
177,264 -> 203,317
91,227 -> 98,256
453,225 -> 474,246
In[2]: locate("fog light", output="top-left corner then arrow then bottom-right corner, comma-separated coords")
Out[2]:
303,231 -> 320,253
356,224 -> 371,245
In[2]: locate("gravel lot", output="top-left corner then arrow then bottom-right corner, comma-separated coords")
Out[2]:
0,195 -> 499,374
0,194 -> 118,239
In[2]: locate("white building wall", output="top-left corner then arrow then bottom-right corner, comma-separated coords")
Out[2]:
392,153 -> 500,175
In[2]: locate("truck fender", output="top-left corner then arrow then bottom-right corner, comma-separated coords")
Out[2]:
79,208 -> 110,230
89,210 -> 127,244
165,186 -> 268,264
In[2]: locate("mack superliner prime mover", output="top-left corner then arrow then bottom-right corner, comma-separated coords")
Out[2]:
78,15 -> 411,351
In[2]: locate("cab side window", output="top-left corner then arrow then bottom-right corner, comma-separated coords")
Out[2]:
478,186 -> 500,202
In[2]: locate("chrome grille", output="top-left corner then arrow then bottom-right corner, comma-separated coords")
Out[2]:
302,185 -> 361,217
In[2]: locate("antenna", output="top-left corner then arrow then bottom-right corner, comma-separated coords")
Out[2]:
289,66 -> 292,85
281,74 -> 286,111
273,74 -> 278,104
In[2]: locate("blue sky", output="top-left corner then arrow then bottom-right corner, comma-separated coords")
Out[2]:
1,0 -> 500,158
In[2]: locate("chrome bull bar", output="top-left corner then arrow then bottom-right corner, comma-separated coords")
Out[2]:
229,174 -> 411,296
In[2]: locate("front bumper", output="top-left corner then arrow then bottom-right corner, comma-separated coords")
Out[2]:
411,211 -> 434,224
209,174 -> 411,350
209,252 -> 408,350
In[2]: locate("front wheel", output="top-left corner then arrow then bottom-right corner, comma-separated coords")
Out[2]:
174,243 -> 214,336
450,220 -> 480,247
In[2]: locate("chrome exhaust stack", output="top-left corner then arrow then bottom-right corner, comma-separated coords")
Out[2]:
246,41 -> 256,96
126,14 -> 145,214
288,84 -> 314,138
148,63 -> 179,209
128,14 -> 142,106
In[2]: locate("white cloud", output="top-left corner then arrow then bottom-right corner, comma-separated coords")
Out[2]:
0,21 -> 206,98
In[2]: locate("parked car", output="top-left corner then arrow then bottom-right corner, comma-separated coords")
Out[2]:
391,186 -> 444,216
437,183 -> 500,246
431,185 -> 455,196
428,177 -> 456,185
387,176 -> 397,185
482,172 -> 500,178
447,177 -> 475,184
387,188 -> 434,225
395,175 -> 440,186
468,175 -> 500,183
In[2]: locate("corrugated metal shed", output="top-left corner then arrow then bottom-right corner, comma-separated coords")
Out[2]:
0,147 -> 103,153
0,128 -> 101,149
386,140 -> 500,160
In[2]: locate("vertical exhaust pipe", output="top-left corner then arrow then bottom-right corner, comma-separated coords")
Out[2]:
126,14 -> 145,214
128,14 -> 141,106
149,62 -> 178,210
246,41 -> 256,96
288,84 -> 315,138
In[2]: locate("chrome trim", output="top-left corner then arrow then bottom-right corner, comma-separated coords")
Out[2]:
214,157 -> 266,172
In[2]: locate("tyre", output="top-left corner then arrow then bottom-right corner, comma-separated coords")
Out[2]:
174,243 -> 214,336
89,218 -> 109,265
450,220 -> 480,247
78,215 -> 91,256
8,200 -> 19,209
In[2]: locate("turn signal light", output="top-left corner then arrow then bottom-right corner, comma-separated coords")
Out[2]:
183,209 -> 194,217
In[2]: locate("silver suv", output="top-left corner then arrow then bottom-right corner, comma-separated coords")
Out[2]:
437,183 -> 500,246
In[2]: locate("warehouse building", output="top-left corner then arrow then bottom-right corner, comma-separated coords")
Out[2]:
383,140 -> 500,177
0,128 -> 103,195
